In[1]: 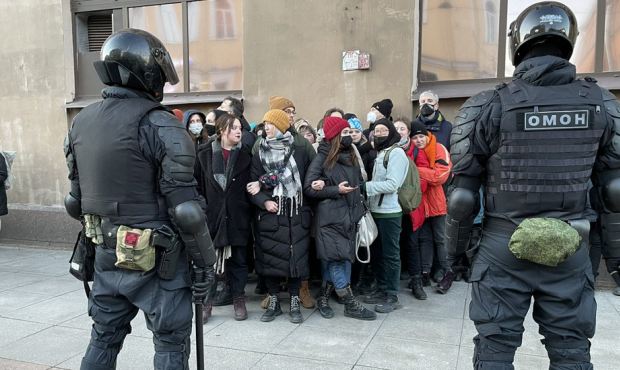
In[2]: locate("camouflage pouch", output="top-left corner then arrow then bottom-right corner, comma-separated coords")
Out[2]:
115,226 -> 156,272
508,218 -> 581,267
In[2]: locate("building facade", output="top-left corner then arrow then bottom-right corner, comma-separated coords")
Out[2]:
1,0 -> 620,245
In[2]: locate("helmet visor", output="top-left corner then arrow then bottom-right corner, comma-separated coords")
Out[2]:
153,47 -> 179,86
517,6 -> 576,47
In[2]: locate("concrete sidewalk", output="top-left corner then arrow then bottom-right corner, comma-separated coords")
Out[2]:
0,245 -> 618,370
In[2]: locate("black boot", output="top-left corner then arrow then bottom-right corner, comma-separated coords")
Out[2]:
436,270 -> 456,294
317,282 -> 335,319
421,272 -> 431,287
374,294 -> 401,313
361,290 -> 386,304
213,276 -> 233,306
410,275 -> 427,300
260,294 -> 282,322
289,295 -> 304,324
338,286 -> 376,321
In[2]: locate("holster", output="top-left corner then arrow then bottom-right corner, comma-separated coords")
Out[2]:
152,224 -> 183,280
69,229 -> 96,282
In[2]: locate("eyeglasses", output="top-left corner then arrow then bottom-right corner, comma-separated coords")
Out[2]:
374,129 -> 389,135
284,108 -> 296,115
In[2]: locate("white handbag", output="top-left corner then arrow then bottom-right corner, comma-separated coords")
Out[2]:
356,210 -> 377,263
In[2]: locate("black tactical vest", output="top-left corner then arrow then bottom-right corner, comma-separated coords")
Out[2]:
70,97 -> 167,225
486,78 -> 607,222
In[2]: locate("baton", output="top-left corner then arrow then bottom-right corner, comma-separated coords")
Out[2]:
194,301 -> 204,370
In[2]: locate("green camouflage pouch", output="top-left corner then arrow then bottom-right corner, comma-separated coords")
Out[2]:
115,226 -> 156,271
508,218 -> 581,267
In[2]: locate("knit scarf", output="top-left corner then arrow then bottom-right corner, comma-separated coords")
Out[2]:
259,132 -> 302,216
211,139 -> 240,191
423,132 -> 438,168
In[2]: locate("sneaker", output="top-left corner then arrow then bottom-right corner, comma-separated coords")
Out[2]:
289,295 -> 304,324
260,295 -> 282,322
374,294 -> 401,313
233,296 -> 248,321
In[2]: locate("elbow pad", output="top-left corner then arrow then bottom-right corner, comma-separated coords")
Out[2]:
64,193 -> 82,221
173,201 -> 216,267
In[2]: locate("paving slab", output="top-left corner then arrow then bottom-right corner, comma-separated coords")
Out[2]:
358,335 -> 459,370
0,357 -> 50,370
0,326 -> 87,367
271,325 -> 373,365
3,290 -> 87,325
0,317 -> 51,348
254,354 -> 351,370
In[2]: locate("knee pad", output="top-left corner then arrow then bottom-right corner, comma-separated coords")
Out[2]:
473,336 -> 517,366
544,339 -> 592,367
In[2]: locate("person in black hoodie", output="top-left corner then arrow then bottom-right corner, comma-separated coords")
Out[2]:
196,113 -> 252,322
304,116 -> 376,321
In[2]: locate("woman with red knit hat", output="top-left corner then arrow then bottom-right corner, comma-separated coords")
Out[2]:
304,116 -> 376,321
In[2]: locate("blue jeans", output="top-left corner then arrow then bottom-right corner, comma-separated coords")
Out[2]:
321,260 -> 352,289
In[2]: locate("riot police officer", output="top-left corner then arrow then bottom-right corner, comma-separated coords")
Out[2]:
64,29 -> 216,370
446,2 -> 620,369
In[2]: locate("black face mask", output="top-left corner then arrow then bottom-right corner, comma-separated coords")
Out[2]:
373,135 -> 388,147
340,136 -> 353,148
204,124 -> 216,136
420,103 -> 435,117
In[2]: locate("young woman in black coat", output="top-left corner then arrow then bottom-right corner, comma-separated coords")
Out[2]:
196,113 -> 252,322
246,109 -> 313,324
304,117 -> 376,321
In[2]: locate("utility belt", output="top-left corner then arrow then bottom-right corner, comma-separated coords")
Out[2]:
484,217 -> 590,267
73,218 -> 184,280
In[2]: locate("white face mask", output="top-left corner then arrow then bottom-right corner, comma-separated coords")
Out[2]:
188,122 -> 203,136
366,111 -> 377,123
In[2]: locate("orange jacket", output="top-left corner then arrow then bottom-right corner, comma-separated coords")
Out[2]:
417,135 -> 451,217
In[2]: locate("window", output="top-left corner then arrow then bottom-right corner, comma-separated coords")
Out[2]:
71,0 -> 243,101
420,0 -> 500,82
189,0 -> 242,92
418,0 -> 620,93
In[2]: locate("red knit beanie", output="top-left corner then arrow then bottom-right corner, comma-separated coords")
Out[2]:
323,116 -> 350,141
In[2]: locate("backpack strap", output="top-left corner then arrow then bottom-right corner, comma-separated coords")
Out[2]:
378,145 -> 402,207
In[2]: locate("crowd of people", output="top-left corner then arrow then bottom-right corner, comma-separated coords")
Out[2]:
175,91 -> 464,324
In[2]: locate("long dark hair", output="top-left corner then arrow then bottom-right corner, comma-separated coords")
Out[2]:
324,135 -> 358,170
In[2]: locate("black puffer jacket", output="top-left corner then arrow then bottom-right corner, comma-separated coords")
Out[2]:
0,153 -> 7,216
304,141 -> 365,262
196,140 -> 253,248
250,138 -> 312,278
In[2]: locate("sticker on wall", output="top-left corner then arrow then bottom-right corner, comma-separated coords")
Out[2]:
342,50 -> 371,71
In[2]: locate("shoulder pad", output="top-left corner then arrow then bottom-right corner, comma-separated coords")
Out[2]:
602,88 -> 620,119
148,109 -> 182,128
461,90 -> 496,109
584,76 -> 598,83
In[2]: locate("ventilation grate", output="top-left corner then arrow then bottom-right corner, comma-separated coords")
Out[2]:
87,15 -> 112,52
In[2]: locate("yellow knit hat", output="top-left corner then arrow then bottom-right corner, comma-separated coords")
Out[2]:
263,109 -> 290,134
269,96 -> 295,111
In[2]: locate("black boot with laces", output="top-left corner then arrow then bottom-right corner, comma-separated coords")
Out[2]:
317,282 -> 335,319
260,294 -> 282,322
338,286 -> 376,321
289,295 -> 304,323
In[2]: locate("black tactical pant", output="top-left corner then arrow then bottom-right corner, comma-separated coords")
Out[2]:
81,245 -> 192,370
469,222 -> 596,370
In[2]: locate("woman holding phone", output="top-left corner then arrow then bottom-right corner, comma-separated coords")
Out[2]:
304,116 -> 376,321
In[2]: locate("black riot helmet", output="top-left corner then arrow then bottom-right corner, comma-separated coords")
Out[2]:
93,28 -> 179,101
508,1 -> 578,66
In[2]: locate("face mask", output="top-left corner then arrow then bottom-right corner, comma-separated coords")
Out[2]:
204,125 -> 216,137
366,111 -> 377,123
340,136 -> 353,148
373,135 -> 387,147
420,103 -> 435,117
188,122 -> 203,136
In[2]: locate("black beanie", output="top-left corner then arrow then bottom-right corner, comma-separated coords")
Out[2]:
410,120 -> 429,137
372,99 -> 393,119
373,118 -> 400,152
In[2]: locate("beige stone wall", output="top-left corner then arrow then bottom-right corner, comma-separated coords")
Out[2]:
242,0 -> 415,126
0,0 -> 69,207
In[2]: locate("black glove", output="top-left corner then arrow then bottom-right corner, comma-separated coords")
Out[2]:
605,258 -> 620,286
190,264 -> 215,303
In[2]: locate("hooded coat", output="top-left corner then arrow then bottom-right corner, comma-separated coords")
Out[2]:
304,141 -> 365,262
